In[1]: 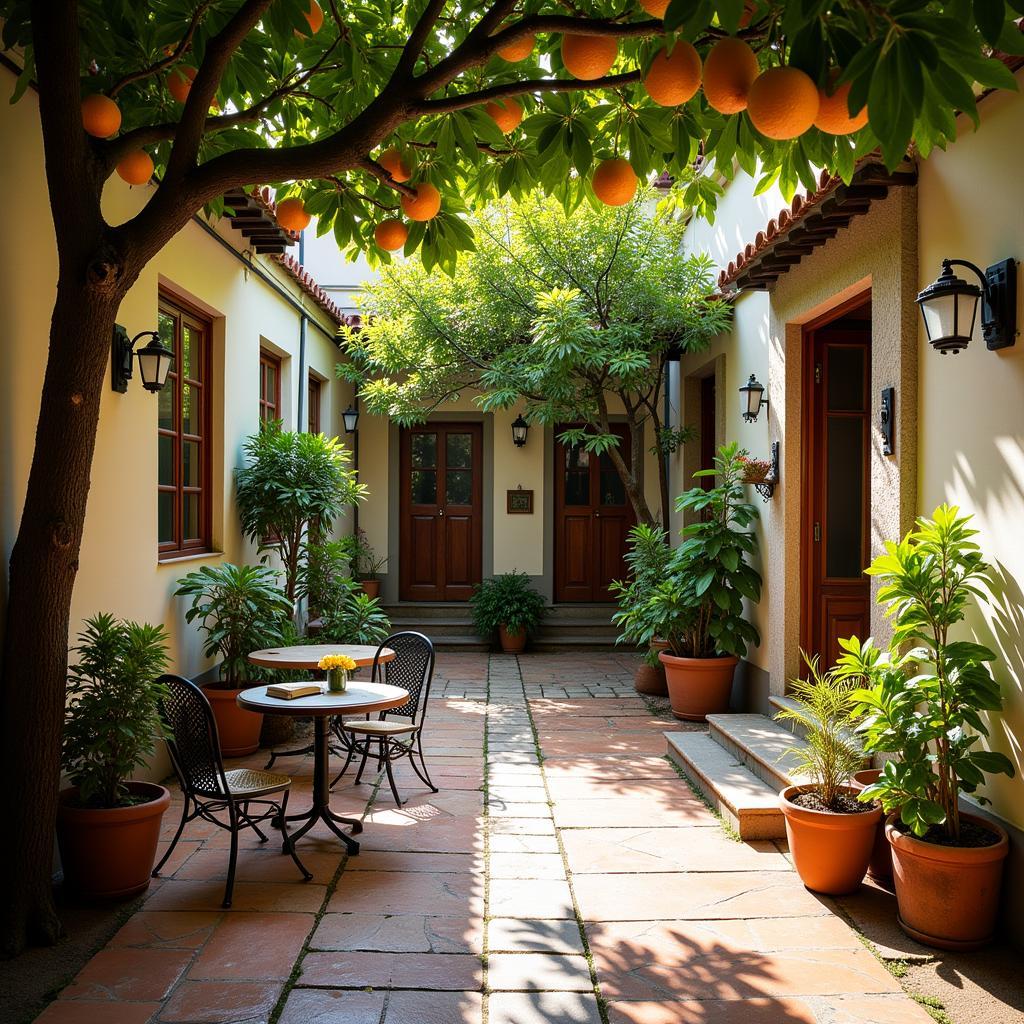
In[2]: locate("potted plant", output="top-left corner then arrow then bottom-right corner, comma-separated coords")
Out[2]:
470,571 -> 546,653
58,614 -> 171,899
642,443 -> 762,720
350,527 -> 388,598
319,583 -> 392,647
849,766 -> 895,887
612,524 -> 673,696
776,654 -> 880,895
843,505 -> 1015,950
175,563 -> 293,756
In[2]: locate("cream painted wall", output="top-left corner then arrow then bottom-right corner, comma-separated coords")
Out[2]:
917,72 -> 1024,828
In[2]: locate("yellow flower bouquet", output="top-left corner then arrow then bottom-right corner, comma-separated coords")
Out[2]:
318,653 -> 357,693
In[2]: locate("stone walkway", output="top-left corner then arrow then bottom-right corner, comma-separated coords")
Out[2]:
36,653 -> 932,1024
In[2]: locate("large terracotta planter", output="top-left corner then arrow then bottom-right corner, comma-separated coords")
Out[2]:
498,625 -> 527,653
360,579 -> 381,599
658,651 -> 737,721
57,782 -> 170,899
850,768 -> 894,887
204,685 -> 263,757
780,784 -> 882,895
886,811 -> 1009,950
634,662 -> 668,696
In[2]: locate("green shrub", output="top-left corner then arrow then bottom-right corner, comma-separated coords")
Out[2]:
471,571 -> 546,639
319,586 -> 392,647
611,523 -> 672,655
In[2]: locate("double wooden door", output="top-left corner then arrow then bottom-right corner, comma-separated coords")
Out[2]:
554,424 -> 636,602
399,424 -> 483,602
803,317 -> 871,667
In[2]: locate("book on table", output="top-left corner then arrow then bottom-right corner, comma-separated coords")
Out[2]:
265,682 -> 322,700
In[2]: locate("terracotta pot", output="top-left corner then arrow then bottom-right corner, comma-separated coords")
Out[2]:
498,624 -> 527,653
204,685 -> 263,757
650,637 -> 670,654
360,579 -> 381,599
886,811 -> 1009,951
849,768 -> 894,887
658,651 -> 737,721
780,784 -> 882,895
634,662 -> 668,696
57,782 -> 170,899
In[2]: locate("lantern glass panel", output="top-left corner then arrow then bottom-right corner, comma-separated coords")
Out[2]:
921,292 -> 958,342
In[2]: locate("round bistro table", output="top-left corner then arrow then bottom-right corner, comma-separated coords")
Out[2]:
238,674 -> 404,855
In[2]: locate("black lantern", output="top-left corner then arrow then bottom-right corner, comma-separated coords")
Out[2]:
738,373 -> 768,423
917,257 -> 1017,354
511,414 -> 529,448
111,325 -> 174,394
342,405 -> 359,433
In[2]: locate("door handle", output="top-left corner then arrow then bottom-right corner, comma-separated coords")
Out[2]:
438,509 -> 445,517
594,512 -> 601,518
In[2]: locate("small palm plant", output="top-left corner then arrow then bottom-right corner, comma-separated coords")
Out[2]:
777,653 -> 863,810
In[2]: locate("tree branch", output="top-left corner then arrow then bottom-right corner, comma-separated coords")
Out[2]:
393,0 -> 450,79
357,156 -> 418,197
414,72 -> 641,114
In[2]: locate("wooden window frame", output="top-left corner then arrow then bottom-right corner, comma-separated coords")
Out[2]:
308,374 -> 322,434
158,293 -> 213,560
259,349 -> 282,424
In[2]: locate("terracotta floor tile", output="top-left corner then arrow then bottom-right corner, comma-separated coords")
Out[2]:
819,994 -> 938,1022
158,980 -> 283,1022
61,948 -> 193,1002
606,997 -> 818,1024
35,1001 -> 162,1024
188,913 -> 314,980
489,852 -> 566,879
489,878 -> 575,919
553,795 -> 716,829
172,845 -> 342,883
488,834 -> 561,855
143,879 -> 326,913
299,951 -> 483,990
310,912 -> 483,953
384,989 -> 483,1023
327,870 -> 483,916
108,912 -> 222,949
488,817 -> 555,836
487,952 -> 593,992
541,756 -> 681,780
487,800 -> 552,818
342,850 -> 481,873
487,991 -> 602,1024
277,987 -> 384,1024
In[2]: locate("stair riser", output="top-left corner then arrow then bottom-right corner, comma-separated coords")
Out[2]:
708,721 -> 793,793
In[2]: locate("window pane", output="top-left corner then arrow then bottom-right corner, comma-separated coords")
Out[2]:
565,472 -> 589,506
827,347 -> 865,412
565,444 -> 589,470
411,433 -> 437,469
411,470 -> 436,504
182,440 -> 201,488
158,310 -> 175,354
158,379 -> 174,431
158,492 -> 174,544
182,383 -> 199,435
446,433 -> 472,469
183,492 -> 200,541
447,470 -> 472,505
826,416 -> 864,578
599,468 -> 626,506
158,435 -> 174,486
183,325 -> 199,379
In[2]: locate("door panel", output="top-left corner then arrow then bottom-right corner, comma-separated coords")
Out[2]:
554,424 -> 636,602
803,318 -> 871,663
399,424 -> 483,601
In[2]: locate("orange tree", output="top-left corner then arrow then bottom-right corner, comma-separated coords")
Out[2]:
0,0 -> 1021,954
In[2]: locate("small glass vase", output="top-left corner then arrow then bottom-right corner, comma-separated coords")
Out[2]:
327,668 -> 348,693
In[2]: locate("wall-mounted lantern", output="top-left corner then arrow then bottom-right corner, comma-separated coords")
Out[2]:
916,257 -> 1017,355
111,325 -> 174,394
511,414 -> 529,448
342,405 -> 359,433
738,373 -> 768,423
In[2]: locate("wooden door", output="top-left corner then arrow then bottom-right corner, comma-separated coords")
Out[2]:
399,424 -> 483,601
554,424 -> 636,602
803,319 -> 871,667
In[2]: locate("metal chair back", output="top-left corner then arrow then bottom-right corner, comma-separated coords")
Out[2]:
372,632 -> 435,725
156,674 -> 231,798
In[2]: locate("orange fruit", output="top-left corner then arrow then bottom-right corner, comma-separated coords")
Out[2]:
379,147 -> 413,182
485,99 -> 523,133
276,197 -> 311,231
401,183 -> 442,221
374,219 -> 409,251
702,37 -> 759,114
643,41 -> 702,106
746,65 -> 820,140
814,71 -> 868,135
639,0 -> 670,15
81,94 -> 121,137
496,32 -> 535,61
592,158 -> 638,206
167,65 -> 197,104
116,149 -> 154,185
561,34 -> 618,80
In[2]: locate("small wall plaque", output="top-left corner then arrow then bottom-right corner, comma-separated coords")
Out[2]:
507,488 -> 534,514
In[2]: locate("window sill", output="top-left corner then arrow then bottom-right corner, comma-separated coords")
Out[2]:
158,550 -> 223,567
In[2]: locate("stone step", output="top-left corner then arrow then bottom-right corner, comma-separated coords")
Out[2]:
707,713 -> 813,793
529,635 -> 619,652
769,694 -> 806,738
665,731 -> 786,839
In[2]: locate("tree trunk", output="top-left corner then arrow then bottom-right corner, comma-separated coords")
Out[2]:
0,274 -> 125,955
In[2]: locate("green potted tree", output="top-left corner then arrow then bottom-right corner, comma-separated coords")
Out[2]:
470,571 -> 547,653
643,443 -> 762,720
350,527 -> 388,599
612,524 -> 673,695
175,563 -> 293,756
776,655 -> 880,896
319,582 -> 392,646
843,505 -> 1015,950
57,614 -> 171,899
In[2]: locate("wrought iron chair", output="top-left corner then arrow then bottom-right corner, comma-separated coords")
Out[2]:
330,632 -> 437,807
153,674 -> 312,907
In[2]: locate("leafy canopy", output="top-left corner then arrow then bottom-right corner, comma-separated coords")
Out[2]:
3,1 -> 1022,271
